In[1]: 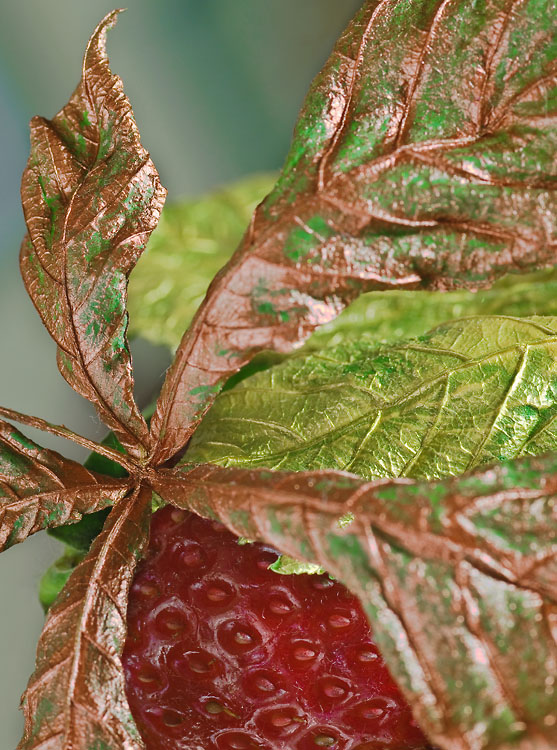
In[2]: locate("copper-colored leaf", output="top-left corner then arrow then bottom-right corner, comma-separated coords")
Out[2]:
152,456 -> 557,750
0,419 -> 128,551
0,404 -> 138,474
150,0 -> 557,464
19,485 -> 151,750
20,10 -> 166,460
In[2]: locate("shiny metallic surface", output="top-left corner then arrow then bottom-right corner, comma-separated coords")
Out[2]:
151,0 -> 557,465
153,457 -> 557,750
0,1 -> 555,748
0,4 -> 360,746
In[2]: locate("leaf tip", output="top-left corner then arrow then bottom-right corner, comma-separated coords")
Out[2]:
86,8 -> 126,66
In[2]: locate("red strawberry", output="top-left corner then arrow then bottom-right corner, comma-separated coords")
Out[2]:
123,506 -> 434,750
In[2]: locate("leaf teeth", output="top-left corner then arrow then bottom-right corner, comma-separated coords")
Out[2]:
20,10 -> 167,460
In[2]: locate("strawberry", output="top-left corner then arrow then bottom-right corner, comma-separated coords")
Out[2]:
122,506 -> 434,750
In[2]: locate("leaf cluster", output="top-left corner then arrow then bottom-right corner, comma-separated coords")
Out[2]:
1,4 -> 556,750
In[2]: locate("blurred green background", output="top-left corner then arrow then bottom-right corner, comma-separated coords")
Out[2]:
0,0 -> 361,744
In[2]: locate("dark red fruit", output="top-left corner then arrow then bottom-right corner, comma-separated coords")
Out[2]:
123,507 -> 433,750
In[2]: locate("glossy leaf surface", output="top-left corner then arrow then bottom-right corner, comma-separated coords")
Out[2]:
188,315 -> 557,480
19,486 -> 151,750
151,0 -> 557,464
20,11 -> 166,459
0,420 -> 127,551
153,456 -> 557,750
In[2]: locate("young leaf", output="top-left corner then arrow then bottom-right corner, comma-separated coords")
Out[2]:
188,315 -> 557,480
152,456 -> 557,750
19,485 -> 151,750
128,173 -> 277,351
150,0 -> 557,464
0,420 -> 128,550
20,10 -> 166,460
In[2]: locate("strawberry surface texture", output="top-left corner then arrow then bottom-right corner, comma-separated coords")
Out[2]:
123,506 -> 433,750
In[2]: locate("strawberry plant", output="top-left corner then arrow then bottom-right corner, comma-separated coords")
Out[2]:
1,3 -> 556,750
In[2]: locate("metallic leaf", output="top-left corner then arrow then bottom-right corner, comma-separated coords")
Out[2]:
152,456 -> 557,750
19,485 -> 151,750
126,177 -> 557,354
0,419 -> 128,551
188,315 -> 557,480
151,0 -> 557,464
20,10 -> 166,460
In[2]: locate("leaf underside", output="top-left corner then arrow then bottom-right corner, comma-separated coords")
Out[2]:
188,315 -> 557,480
19,486 -> 151,750
20,10 -> 166,459
152,457 -> 557,750
311,269 -> 557,351
150,0 -> 557,465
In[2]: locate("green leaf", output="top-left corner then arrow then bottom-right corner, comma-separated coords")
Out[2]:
269,555 -> 325,576
149,0 -> 557,465
82,430 -> 129,479
153,456 -> 557,750
188,315 -> 557,481
128,173 -> 277,351
311,269 -> 557,350
46,509 -> 111,553
38,547 -> 84,613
